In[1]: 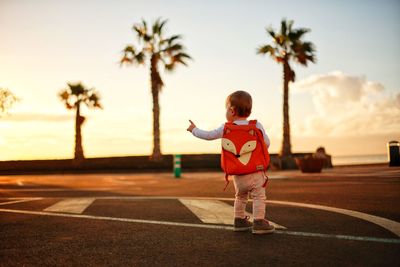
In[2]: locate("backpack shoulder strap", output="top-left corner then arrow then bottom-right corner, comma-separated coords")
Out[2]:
249,119 -> 257,125
223,122 -> 234,135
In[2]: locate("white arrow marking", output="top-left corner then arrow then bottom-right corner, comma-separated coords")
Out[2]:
44,198 -> 95,214
179,198 -> 286,229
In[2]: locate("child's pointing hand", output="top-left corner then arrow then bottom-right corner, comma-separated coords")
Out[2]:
187,120 -> 196,132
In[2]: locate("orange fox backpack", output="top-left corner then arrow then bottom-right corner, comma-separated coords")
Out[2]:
221,120 -> 270,189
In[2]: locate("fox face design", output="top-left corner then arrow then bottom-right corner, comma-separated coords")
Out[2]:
221,129 -> 257,165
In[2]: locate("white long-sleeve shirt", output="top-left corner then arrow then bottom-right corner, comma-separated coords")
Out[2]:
192,119 -> 270,148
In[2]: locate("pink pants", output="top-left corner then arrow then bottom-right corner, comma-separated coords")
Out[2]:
233,171 -> 267,220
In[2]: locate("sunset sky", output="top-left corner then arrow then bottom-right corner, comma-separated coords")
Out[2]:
1,0 -> 399,161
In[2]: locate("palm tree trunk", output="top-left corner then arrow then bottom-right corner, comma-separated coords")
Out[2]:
281,60 -> 292,157
74,104 -> 85,161
150,55 -> 162,160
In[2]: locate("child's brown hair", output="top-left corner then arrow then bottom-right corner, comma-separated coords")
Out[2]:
226,90 -> 252,117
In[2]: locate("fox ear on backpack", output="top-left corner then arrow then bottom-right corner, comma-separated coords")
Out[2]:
225,129 -> 231,134
248,130 -> 254,136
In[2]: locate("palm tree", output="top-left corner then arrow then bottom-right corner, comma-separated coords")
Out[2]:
0,88 -> 18,116
120,18 -> 191,160
59,82 -> 102,161
257,18 -> 316,158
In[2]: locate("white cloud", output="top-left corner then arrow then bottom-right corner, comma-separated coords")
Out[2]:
292,71 -> 400,137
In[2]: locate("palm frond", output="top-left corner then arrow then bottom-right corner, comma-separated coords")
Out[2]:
257,44 -> 276,56
307,54 -> 316,63
141,19 -> 148,32
123,45 -> 136,54
120,44 -> 146,66
59,90 -> 69,101
280,19 -> 287,36
280,19 -> 293,36
68,83 -> 85,96
60,83 -> 102,110
291,40 -> 316,65
174,54 -> 190,65
266,27 -> 276,39
164,52 -> 191,71
152,18 -> 168,36
161,34 -> 182,45
135,51 -> 146,64
86,90 -> 103,109
133,25 -> 144,38
175,52 -> 191,60
287,20 -> 294,34
162,43 -> 183,54
288,28 -> 310,41
302,41 -> 316,53
164,63 -> 174,71
158,18 -> 168,35
152,18 -> 160,35
133,19 -> 152,43
119,56 -> 132,66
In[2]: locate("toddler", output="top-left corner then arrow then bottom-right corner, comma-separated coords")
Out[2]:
187,90 -> 275,234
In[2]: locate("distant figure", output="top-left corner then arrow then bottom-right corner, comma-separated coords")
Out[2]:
314,146 -> 333,168
187,90 -> 274,234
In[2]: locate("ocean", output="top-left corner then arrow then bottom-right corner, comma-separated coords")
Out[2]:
332,154 -> 388,166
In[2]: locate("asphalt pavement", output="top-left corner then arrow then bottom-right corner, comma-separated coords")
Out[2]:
1,165 -> 399,266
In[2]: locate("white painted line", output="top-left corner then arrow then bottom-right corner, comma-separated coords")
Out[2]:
179,199 -> 236,225
0,188 -> 115,192
96,196 -> 398,237
274,230 -> 400,244
179,198 -> 286,229
0,197 -> 48,200
267,200 -> 400,238
0,208 -> 233,231
266,221 -> 286,230
1,196 -> 398,238
44,198 -> 96,214
0,198 -> 43,206
0,208 -> 398,244
0,189 -> 73,192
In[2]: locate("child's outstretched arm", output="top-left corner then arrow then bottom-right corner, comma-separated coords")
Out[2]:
187,119 -> 224,140
186,120 -> 197,132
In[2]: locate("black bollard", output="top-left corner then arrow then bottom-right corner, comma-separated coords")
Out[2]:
387,141 -> 400,167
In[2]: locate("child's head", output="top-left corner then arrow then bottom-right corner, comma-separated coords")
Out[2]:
225,90 -> 252,121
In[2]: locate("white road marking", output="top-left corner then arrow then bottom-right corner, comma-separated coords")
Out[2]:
0,196 -> 398,238
273,230 -> 400,244
179,199 -> 233,225
0,188 -> 117,192
0,208 -> 233,230
179,198 -> 286,229
267,200 -> 400,238
99,196 -> 400,237
0,198 -> 42,206
44,198 -> 96,214
0,207 -> 398,244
